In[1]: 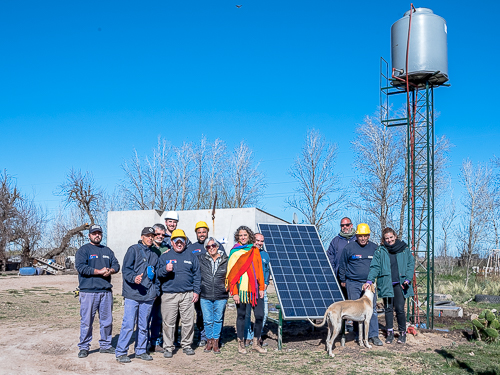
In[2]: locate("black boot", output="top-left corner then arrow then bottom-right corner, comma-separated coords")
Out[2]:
386,330 -> 394,344
397,331 -> 406,344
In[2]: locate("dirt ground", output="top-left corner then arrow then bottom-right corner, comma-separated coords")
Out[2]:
0,273 -> 471,375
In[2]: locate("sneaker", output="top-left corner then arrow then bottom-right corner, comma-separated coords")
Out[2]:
183,347 -> 195,356
198,339 -> 207,347
397,332 -> 407,344
164,350 -> 173,358
78,349 -> 89,358
116,355 -> 131,363
386,330 -> 394,344
136,353 -> 153,361
369,337 -> 384,346
99,347 -> 115,354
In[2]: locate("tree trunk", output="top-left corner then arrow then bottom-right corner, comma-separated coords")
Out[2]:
44,223 -> 90,258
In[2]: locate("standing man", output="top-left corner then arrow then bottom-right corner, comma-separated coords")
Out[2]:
338,223 -> 383,346
187,221 -> 225,347
327,217 -> 357,275
162,211 -> 191,250
157,229 -> 201,358
75,224 -> 120,358
149,223 -> 170,353
115,227 -> 160,363
244,232 -> 270,346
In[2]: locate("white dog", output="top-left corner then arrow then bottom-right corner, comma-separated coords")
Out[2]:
308,284 -> 376,357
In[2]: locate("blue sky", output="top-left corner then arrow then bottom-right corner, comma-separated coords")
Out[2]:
1,1 -> 498,227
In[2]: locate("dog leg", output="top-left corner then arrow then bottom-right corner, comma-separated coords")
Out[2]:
363,314 -> 372,349
327,319 -> 342,358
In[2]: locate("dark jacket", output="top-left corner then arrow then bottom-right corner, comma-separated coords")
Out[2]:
367,244 -> 415,298
199,252 -> 229,301
121,242 -> 160,301
326,234 -> 357,274
157,248 -> 201,295
76,243 -> 120,293
338,239 -> 377,283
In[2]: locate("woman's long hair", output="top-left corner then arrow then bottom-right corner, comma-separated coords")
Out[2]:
233,225 -> 255,244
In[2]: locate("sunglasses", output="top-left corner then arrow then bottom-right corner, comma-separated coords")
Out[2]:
155,233 -> 166,237
206,244 -> 218,250
341,223 -> 352,227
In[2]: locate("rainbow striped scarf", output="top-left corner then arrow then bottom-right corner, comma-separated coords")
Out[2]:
226,243 -> 264,306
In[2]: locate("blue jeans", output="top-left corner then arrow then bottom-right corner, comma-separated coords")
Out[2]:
149,297 -> 163,346
115,298 -> 154,357
78,291 -> 113,350
345,280 -> 379,339
244,290 -> 268,340
200,299 -> 226,340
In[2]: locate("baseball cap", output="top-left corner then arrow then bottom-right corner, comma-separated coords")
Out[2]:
89,224 -> 103,234
141,227 -> 155,236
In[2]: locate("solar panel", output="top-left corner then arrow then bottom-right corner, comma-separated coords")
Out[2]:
258,223 -> 344,320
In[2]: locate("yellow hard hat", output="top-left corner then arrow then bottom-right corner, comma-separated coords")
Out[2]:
356,223 -> 371,235
195,221 -> 209,231
171,229 -> 187,240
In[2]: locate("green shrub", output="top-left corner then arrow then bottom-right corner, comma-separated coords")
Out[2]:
491,320 -> 500,330
484,328 -> 499,340
473,309 -> 500,343
486,312 -> 496,322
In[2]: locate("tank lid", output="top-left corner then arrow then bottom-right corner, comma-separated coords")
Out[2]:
403,7 -> 434,17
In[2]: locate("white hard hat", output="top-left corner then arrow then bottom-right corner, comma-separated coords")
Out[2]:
163,211 -> 179,221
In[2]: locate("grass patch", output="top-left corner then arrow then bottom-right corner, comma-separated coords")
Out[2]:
40,300 -> 50,304
7,289 -> 19,294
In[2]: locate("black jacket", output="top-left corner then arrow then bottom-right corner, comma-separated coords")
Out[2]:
75,243 -> 120,293
199,252 -> 229,301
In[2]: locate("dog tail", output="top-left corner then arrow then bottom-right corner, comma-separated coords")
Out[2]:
307,310 -> 328,328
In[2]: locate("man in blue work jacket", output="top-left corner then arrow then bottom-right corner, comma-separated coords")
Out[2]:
75,224 -> 120,358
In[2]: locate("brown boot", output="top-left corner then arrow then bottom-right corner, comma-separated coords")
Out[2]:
237,338 -> 247,354
252,337 -> 267,354
213,339 -> 221,354
204,339 -> 213,353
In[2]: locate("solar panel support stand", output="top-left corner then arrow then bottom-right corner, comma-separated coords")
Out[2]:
267,304 -> 283,350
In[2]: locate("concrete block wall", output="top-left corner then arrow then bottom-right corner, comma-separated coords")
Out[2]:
107,207 -> 288,265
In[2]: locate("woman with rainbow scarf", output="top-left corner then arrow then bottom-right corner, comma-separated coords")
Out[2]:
225,225 -> 267,354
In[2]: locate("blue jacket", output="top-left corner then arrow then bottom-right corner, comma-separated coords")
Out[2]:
338,240 -> 377,283
261,250 -> 271,285
157,248 -> 201,295
76,243 -> 120,293
121,242 -> 160,302
327,234 -> 357,274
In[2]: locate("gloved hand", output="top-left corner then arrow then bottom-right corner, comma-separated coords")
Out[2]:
147,265 -> 155,280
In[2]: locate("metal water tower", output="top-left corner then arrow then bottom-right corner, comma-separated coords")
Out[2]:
380,5 -> 450,329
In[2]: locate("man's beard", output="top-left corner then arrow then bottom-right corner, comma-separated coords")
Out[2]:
90,237 -> 102,245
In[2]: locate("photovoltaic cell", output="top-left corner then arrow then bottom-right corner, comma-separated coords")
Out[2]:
258,223 -> 344,320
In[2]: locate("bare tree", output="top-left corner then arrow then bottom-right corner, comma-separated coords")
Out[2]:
0,170 -> 22,271
222,141 -> 266,209
192,137 -> 227,210
14,198 -> 47,267
351,116 -> 405,238
458,159 -> 494,286
170,142 -> 195,210
286,129 -> 345,239
45,169 -> 103,258
120,137 -> 172,210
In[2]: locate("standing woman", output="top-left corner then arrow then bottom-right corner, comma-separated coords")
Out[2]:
363,228 -> 415,344
226,226 -> 266,354
199,237 -> 228,354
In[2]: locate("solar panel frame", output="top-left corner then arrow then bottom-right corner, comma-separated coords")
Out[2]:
258,223 -> 344,320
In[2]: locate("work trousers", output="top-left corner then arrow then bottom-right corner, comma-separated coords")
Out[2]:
244,290 -> 268,340
161,292 -> 195,351
345,279 -> 379,339
149,296 -> 163,346
115,298 -> 154,357
236,297 -> 264,341
78,291 -> 113,351
383,283 -> 406,332
194,299 -> 207,341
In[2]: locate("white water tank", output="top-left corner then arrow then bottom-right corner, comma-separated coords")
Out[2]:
391,8 -> 448,87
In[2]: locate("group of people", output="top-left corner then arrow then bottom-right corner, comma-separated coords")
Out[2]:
75,212 -> 271,363
327,217 -> 415,345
